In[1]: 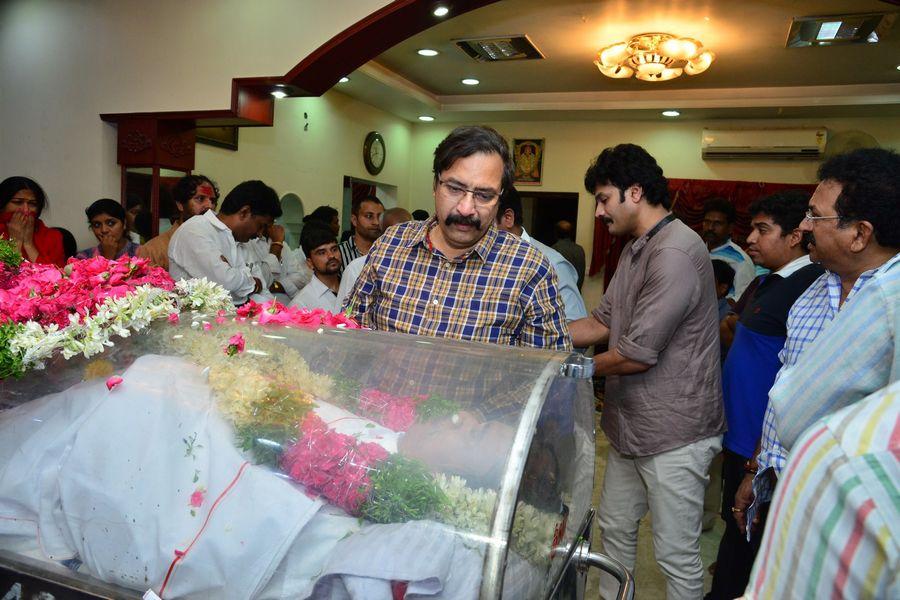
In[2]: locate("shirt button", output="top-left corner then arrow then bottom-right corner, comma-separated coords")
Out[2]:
432,299 -> 439,306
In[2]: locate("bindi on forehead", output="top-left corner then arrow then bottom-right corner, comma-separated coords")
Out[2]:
196,184 -> 215,197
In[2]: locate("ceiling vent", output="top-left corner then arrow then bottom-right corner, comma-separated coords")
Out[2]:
455,35 -> 545,61
786,12 -> 896,47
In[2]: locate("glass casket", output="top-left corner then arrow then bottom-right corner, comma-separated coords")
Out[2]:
0,309 -> 628,599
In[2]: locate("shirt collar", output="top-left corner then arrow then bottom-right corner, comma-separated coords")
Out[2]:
630,214 -> 674,255
710,238 -> 734,253
774,254 -> 812,278
308,274 -> 336,298
407,217 -> 499,263
203,210 -> 229,232
520,228 -> 533,244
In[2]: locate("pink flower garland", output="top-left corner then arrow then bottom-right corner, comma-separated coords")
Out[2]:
358,389 -> 427,432
281,413 -> 389,514
236,299 -> 361,329
0,256 -> 173,328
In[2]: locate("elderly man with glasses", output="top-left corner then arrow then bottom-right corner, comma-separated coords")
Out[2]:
733,148 -> 900,568
343,125 -> 570,352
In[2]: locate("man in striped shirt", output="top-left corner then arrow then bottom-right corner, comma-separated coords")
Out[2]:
338,196 -> 383,268
344,125 -> 570,351
735,148 -> 900,537
743,380 -> 899,599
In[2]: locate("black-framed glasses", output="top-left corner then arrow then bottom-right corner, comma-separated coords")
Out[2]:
804,209 -> 841,223
438,179 -> 501,205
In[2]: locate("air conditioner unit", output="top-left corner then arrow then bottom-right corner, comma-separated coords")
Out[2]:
701,127 -> 827,160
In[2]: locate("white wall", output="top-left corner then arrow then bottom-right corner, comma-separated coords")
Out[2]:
195,91 -> 412,221
0,0 -> 389,247
408,117 -> 900,269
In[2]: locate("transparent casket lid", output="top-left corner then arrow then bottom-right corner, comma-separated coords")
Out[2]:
0,312 -> 594,599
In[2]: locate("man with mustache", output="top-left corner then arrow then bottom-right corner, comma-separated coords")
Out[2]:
289,222 -> 342,312
344,125 -> 570,351
139,175 -> 219,270
338,195 -> 384,269
568,144 -> 724,600
703,197 -> 756,301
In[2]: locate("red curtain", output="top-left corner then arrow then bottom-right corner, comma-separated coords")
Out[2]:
590,178 -> 818,285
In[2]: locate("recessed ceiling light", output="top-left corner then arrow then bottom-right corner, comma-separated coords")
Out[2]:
461,78 -> 480,86
339,76 -> 350,83
662,110 -> 680,117
433,6 -> 449,17
896,65 -> 900,70
418,115 -> 435,122
417,49 -> 439,57
271,90 -> 288,99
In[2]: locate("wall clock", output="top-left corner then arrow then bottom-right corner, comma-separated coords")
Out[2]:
363,131 -> 385,175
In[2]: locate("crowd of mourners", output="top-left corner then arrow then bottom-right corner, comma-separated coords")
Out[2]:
1,125 -> 897,600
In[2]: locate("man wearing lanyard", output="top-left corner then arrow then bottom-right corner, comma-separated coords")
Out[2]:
570,144 -> 724,600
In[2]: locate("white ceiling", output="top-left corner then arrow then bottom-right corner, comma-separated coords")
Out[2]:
336,0 -> 900,122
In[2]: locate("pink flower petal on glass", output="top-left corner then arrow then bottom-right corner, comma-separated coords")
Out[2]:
106,376 -> 123,391
168,313 -> 180,324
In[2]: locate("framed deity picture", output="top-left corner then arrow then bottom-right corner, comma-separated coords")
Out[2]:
513,138 -> 544,185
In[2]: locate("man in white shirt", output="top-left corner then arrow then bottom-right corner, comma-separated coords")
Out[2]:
168,180 -> 283,305
495,188 -> 588,322
289,223 -> 341,312
703,197 -> 757,300
241,223 -> 312,303
338,207 -> 413,306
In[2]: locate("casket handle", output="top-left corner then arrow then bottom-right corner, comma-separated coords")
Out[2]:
551,540 -> 635,600
560,353 -> 594,379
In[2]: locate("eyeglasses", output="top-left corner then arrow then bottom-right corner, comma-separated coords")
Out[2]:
438,179 -> 501,205
804,209 -> 841,223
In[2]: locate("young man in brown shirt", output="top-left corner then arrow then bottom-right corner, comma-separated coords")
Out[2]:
570,144 -> 725,600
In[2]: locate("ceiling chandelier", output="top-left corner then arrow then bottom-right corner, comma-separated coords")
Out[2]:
594,32 -> 715,82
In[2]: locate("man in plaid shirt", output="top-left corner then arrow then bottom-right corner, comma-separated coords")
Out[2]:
344,126 -> 571,352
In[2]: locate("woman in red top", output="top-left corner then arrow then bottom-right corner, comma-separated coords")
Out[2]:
0,177 -> 65,267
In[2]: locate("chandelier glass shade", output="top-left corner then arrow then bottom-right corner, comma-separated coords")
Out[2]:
595,33 -> 715,82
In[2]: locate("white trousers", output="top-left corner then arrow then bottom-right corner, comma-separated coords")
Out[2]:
597,435 -> 722,600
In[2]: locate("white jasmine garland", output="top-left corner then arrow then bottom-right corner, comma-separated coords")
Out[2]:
8,280 -> 235,372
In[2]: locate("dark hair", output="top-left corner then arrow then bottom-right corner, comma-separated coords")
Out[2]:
711,259 -> 735,288
125,192 -> 144,211
703,197 -> 736,223
135,211 -> 153,240
748,189 -> 810,235
583,144 -> 670,208
497,187 -> 523,226
411,209 -> 430,221
172,174 -> 218,208
433,125 -> 514,192
300,223 -> 337,256
351,195 -> 383,216
818,147 -> 900,247
219,180 -> 282,219
0,176 -> 48,217
85,198 -> 126,223
554,220 -> 575,240
304,205 -> 339,225
54,227 -> 78,259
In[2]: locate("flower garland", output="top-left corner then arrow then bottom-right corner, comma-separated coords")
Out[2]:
343,388 -> 460,432
173,325 -> 330,427
434,473 -> 561,566
0,249 -> 233,379
281,413 -> 391,514
1,279 -> 232,379
236,299 -> 361,329
0,255 -> 174,327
